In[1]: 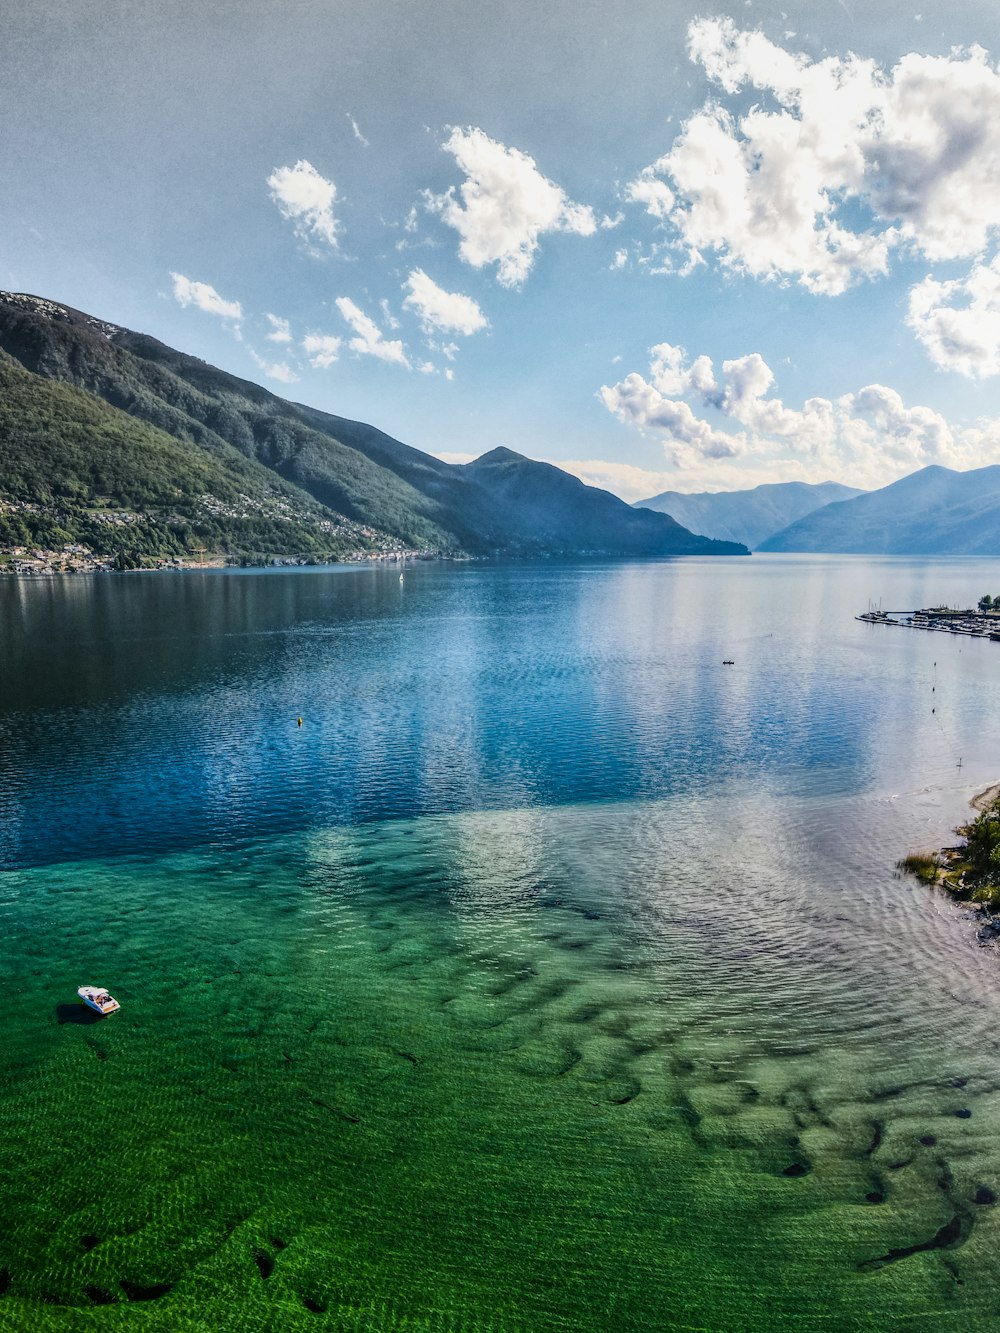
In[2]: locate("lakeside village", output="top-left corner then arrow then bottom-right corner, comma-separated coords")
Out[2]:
0,543 -> 424,576
0,506 -> 429,576
857,595 -> 1000,641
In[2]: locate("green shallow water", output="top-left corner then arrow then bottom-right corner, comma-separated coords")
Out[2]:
5,797 -> 1000,1331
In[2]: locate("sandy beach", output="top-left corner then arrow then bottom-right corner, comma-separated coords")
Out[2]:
971,782 -> 1000,811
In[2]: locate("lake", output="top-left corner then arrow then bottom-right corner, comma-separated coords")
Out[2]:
2,554 -> 1000,1331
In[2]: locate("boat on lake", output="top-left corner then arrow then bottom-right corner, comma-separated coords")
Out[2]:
77,986 -> 120,1016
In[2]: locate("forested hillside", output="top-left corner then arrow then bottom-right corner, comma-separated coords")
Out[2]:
0,292 -> 748,567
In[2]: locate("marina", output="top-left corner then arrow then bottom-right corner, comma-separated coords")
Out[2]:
857,602 -> 1000,639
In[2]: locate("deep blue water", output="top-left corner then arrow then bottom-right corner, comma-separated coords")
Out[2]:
4,554 -> 996,870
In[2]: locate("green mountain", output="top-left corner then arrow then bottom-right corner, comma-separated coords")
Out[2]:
0,350 -> 392,567
0,292 -> 748,565
634,480 -> 865,550
758,464 -> 1000,554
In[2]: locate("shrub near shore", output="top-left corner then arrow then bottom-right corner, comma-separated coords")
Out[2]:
899,794 -> 1000,908
898,852 -> 941,884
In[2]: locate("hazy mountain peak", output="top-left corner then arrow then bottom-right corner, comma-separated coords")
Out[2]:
635,479 -> 865,550
472,445 -> 523,464
759,463 -> 1000,554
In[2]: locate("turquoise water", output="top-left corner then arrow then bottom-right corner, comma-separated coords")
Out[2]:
3,555 -> 1000,1329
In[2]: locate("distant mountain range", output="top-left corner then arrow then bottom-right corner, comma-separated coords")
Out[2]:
635,480 -> 865,550
637,468 -> 1000,555
0,292 -> 747,567
757,464 -> 1000,554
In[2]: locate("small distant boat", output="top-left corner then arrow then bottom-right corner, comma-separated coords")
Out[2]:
77,985 -> 120,1016
722,659 -> 735,665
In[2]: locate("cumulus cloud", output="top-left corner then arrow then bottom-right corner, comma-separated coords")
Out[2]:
625,174 -> 675,220
265,314 -> 292,343
427,127 -> 596,286
625,19 -> 1000,296
600,373 -> 746,465
302,333 -> 342,368
601,342 -> 999,489
335,297 -> 409,367
170,273 -> 242,321
907,256 -> 1000,378
267,160 -> 339,249
249,349 -> 298,383
402,268 -> 488,336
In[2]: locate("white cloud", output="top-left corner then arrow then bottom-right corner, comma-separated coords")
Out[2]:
402,268 -> 488,335
907,256 -> 1000,378
867,50 -> 1000,262
601,342 -> 1000,489
427,127 -> 596,286
267,160 -> 339,249
335,297 -> 409,367
553,458 -> 683,502
600,372 -> 747,464
170,273 -> 242,321
624,174 -> 675,220
302,333 -> 342,368
347,114 -> 370,148
434,450 -> 479,464
611,249 -> 628,271
265,313 -> 292,343
625,19 -> 1000,296
249,349 -> 299,383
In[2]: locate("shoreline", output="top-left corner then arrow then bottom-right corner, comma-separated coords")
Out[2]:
901,782 -> 1000,939
971,782 -> 1000,812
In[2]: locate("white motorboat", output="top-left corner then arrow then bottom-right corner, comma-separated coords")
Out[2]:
77,985 -> 120,1016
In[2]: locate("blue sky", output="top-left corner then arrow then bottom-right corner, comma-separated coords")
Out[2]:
4,0 -> 1000,497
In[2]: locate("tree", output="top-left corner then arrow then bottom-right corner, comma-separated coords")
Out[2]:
965,809 -> 1000,885
979,594 -> 994,612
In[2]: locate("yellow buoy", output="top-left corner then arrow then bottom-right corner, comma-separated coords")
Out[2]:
297,717 -> 302,727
